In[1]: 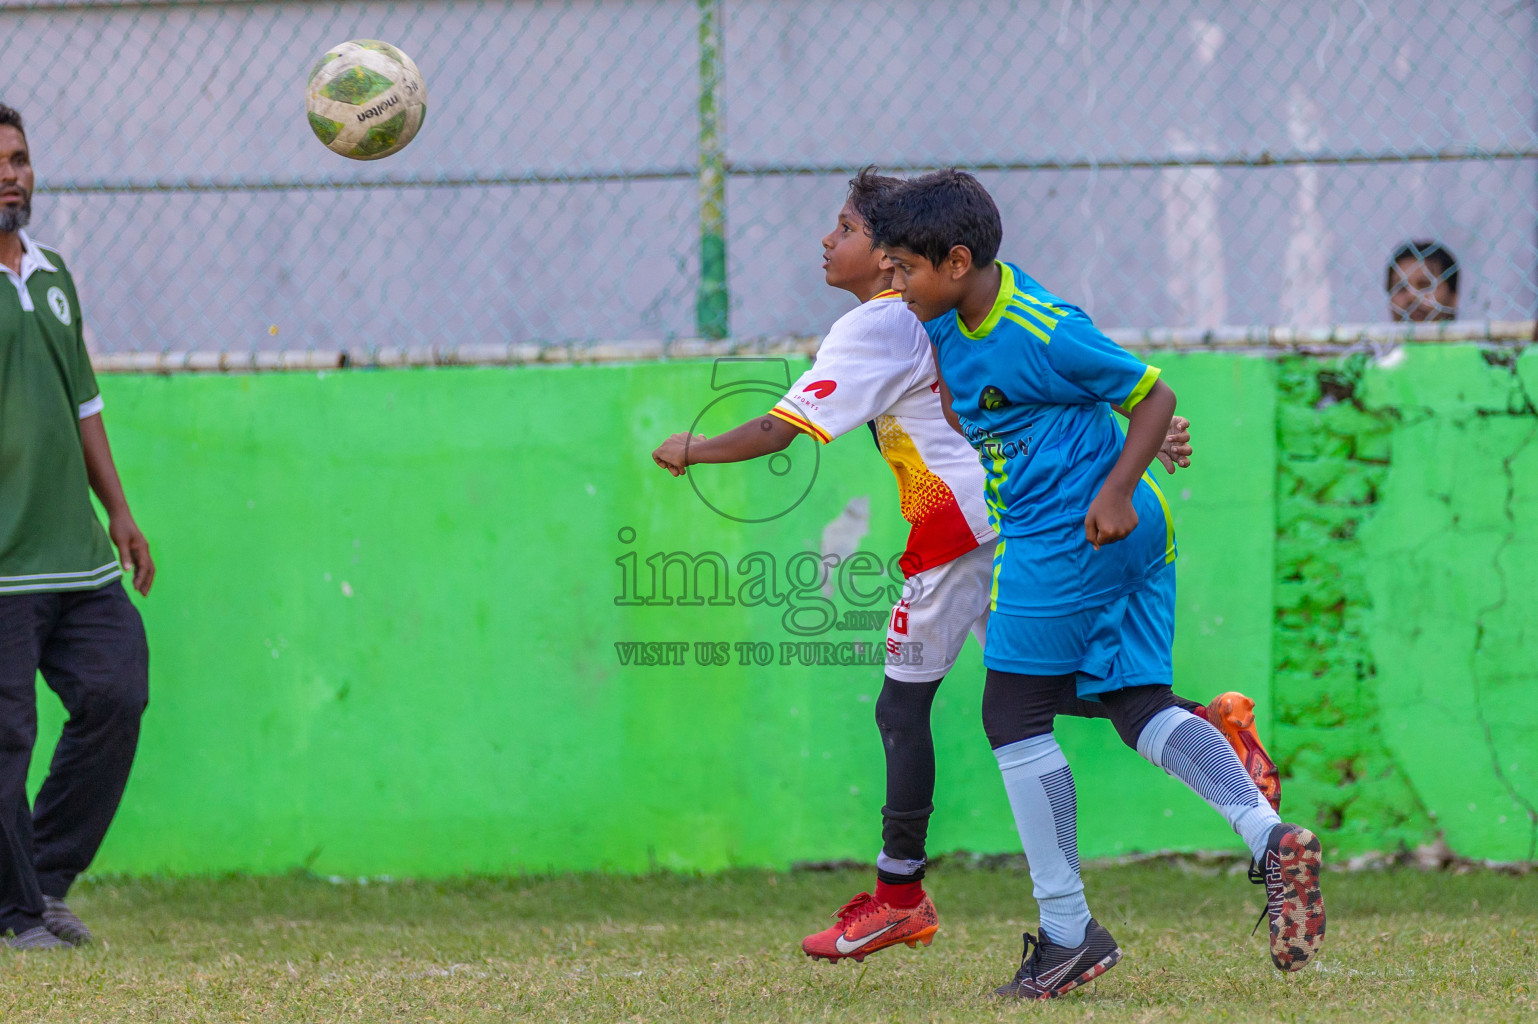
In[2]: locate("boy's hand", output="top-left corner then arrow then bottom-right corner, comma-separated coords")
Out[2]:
1084,490 -> 1138,550
652,433 -> 703,476
1155,415 -> 1192,474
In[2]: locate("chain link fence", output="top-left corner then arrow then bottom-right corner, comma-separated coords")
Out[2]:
5,0 -> 1536,360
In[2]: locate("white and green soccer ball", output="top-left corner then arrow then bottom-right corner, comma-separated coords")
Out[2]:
305,39 -> 427,160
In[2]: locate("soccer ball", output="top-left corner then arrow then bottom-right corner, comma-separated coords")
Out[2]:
305,39 -> 427,160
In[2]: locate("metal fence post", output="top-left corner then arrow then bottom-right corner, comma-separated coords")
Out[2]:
696,0 -> 729,340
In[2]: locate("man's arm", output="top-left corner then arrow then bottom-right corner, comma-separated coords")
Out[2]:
652,415 -> 803,477
79,413 -> 154,595
1084,379 -> 1177,550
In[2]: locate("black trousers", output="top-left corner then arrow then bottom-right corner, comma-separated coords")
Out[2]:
0,582 -> 148,933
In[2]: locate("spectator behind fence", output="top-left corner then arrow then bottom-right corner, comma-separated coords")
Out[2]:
1386,240 -> 1458,322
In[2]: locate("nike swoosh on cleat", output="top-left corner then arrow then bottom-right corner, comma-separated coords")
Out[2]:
834,920 -> 904,954
1036,949 -> 1087,990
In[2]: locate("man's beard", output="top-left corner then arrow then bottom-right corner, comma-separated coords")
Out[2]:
0,196 -> 31,234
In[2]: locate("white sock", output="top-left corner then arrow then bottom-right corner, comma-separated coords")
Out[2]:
994,733 -> 1091,947
1137,707 -> 1281,861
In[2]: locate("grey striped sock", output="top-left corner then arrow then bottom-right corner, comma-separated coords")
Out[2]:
1138,707 -> 1280,861
994,734 -> 1090,947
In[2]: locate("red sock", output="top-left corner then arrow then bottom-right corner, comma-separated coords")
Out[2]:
875,877 -> 925,908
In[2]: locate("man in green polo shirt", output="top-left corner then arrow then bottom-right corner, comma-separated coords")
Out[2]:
0,104 -> 155,951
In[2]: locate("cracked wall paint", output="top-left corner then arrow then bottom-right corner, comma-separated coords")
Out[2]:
1277,345 -> 1538,862
1273,354 -> 1432,858
1357,346 -> 1538,861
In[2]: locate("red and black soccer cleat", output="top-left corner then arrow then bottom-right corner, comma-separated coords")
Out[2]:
801,890 -> 938,963
1203,692 -> 1282,812
1251,823 -> 1326,972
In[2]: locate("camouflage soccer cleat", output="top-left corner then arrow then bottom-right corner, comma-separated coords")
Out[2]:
1251,823 -> 1326,971
801,890 -> 938,963
992,919 -> 1121,1000
1204,692 -> 1282,812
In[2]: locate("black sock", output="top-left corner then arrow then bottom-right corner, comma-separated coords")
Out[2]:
874,675 -> 942,881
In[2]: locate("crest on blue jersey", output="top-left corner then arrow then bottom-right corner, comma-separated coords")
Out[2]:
981,385 -> 1010,411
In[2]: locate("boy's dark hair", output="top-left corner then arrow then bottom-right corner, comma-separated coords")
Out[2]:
845,166 -> 904,226
1386,239 -> 1458,294
0,104 -> 23,137
864,168 -> 1002,268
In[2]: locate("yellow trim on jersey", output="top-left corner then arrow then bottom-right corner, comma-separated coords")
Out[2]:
988,536 -> 1006,611
982,456 -> 1008,530
1141,470 -> 1177,564
957,262 -> 1016,340
1001,309 -> 1052,343
1019,292 -> 1069,319
1122,365 -> 1162,411
869,289 -> 901,301
981,455 -> 1008,608
1011,297 -> 1059,330
768,405 -> 832,444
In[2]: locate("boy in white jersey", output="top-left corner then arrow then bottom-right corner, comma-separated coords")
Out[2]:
650,169 -> 1276,964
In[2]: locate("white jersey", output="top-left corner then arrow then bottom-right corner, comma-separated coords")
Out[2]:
770,290 -> 997,577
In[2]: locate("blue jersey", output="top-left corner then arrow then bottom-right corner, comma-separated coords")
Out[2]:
924,261 -> 1177,615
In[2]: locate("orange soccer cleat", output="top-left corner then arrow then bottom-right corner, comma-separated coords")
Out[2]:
801,890 -> 939,963
1203,692 -> 1282,812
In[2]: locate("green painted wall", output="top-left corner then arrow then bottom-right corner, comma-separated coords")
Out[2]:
1272,345 -> 1538,863
25,346 -> 1534,875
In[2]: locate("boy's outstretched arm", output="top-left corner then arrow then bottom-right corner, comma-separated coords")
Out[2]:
1085,379 -> 1177,550
652,415 -> 803,477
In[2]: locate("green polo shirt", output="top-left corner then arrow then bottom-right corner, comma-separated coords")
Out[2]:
0,232 -> 119,595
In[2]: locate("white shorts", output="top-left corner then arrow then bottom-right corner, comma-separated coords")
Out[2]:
883,539 -> 997,682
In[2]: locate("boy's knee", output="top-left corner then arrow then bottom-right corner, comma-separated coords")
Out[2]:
874,676 -> 939,739
1102,685 -> 1180,750
1111,715 -> 1144,750
981,670 -> 1060,749
981,702 -> 1020,749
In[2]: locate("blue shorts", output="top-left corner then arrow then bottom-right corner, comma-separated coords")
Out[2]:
983,567 -> 1175,698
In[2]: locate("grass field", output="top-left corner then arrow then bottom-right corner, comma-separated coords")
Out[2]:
0,863 -> 1532,1023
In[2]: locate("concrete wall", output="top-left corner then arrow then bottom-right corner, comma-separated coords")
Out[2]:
1273,345 -> 1538,863
25,346 -> 1537,877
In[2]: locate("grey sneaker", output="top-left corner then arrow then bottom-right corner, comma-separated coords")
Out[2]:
7,925 -> 70,950
42,896 -> 93,946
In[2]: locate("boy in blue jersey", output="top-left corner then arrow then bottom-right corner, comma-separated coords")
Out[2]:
652,170 -> 1279,968
865,170 -> 1325,998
